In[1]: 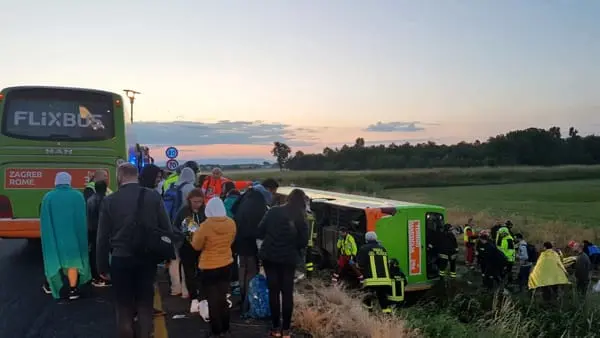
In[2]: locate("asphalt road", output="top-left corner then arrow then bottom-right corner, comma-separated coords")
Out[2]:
0,239 -> 274,338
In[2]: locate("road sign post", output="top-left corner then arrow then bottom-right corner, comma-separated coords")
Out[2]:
166,159 -> 179,171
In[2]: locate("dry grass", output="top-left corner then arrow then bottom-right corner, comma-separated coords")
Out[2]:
447,209 -> 600,246
292,281 -> 418,338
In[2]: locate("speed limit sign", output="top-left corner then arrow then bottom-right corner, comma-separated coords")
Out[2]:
166,159 -> 179,171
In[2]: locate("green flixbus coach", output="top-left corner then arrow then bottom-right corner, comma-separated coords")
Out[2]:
275,186 -> 446,292
0,85 -> 130,239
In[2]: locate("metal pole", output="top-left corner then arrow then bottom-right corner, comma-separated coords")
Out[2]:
130,98 -> 134,124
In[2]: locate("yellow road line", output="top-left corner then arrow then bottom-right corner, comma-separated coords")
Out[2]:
154,286 -> 168,338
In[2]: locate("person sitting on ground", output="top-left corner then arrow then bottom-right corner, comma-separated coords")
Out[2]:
41,172 -> 92,300
257,188 -> 309,338
191,197 -> 237,337
356,231 -> 393,314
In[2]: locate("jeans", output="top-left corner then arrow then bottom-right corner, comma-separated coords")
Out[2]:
517,265 -> 531,291
202,265 -> 232,336
231,252 -> 239,283
110,256 -> 156,338
239,255 -> 259,313
263,261 -> 295,331
179,242 -> 201,300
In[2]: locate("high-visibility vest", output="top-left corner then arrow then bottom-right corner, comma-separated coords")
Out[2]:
307,213 -> 316,248
85,181 -> 113,195
388,275 -> 405,302
500,235 -> 516,263
336,234 -> 357,257
162,174 -> 179,193
464,226 -> 474,244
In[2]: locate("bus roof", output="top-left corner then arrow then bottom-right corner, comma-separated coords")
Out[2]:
276,186 -> 444,210
1,85 -> 119,97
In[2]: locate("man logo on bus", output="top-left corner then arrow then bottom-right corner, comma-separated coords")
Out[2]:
13,111 -> 105,129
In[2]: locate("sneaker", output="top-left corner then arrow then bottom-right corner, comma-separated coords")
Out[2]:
231,286 -> 240,296
294,272 -> 305,283
68,287 -> 81,300
92,279 -> 110,288
42,283 -> 52,295
190,299 -> 200,313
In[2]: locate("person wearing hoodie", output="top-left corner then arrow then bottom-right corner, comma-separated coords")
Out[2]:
231,178 -> 279,313
221,181 -> 241,294
172,188 -> 206,304
87,180 -> 109,288
515,233 -> 532,292
175,167 -> 196,207
191,197 -> 236,337
139,164 -> 163,193
258,189 -> 309,338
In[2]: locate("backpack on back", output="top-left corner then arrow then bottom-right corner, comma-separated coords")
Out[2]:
245,274 -> 270,319
526,244 -> 538,263
163,183 -> 184,221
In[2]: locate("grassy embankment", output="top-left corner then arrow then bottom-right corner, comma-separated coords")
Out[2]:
229,166 -> 600,337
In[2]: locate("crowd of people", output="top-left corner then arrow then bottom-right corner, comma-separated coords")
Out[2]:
37,161 -> 318,338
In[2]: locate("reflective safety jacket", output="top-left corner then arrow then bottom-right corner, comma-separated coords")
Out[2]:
85,181 -> 113,195
356,241 -> 393,287
464,226 -> 476,245
162,174 -> 179,194
337,233 -> 357,257
499,233 -> 515,263
387,263 -> 406,302
307,212 -> 316,248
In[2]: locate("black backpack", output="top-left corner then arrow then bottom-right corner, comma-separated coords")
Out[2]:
526,244 -> 538,263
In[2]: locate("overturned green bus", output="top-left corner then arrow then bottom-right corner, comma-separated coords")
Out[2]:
276,187 -> 446,292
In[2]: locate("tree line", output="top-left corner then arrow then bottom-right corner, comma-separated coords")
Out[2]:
270,126 -> 600,170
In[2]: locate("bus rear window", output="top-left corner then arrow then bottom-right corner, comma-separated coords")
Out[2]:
1,88 -> 115,141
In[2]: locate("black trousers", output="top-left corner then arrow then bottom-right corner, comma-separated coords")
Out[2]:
363,286 -> 390,311
263,261 -> 295,331
179,242 -> 201,300
88,231 -> 100,280
517,265 -> 531,291
437,254 -> 457,277
202,265 -> 232,336
231,252 -> 239,283
577,280 -> 590,296
504,262 -> 514,283
110,256 -> 156,338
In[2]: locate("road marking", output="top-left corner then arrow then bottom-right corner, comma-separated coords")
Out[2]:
154,286 -> 168,338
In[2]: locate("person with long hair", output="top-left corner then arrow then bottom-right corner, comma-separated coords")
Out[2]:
191,197 -> 237,337
258,188 -> 309,338
172,188 -> 206,305
87,180 -> 108,287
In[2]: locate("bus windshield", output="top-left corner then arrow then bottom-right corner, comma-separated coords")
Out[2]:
1,88 -> 115,141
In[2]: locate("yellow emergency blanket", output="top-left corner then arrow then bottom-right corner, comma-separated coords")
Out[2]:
561,256 -> 577,268
528,250 -> 570,290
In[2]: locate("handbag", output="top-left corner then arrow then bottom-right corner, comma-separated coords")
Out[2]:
130,188 -> 176,262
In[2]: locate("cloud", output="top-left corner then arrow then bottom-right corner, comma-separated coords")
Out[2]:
130,120 -> 317,147
364,121 -> 426,132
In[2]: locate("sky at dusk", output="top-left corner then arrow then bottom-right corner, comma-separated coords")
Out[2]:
3,1 -> 599,163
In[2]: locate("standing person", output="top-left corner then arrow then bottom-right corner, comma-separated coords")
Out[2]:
41,172 -> 91,300
257,189 -> 309,338
163,167 -> 196,221
514,234 -> 533,292
201,167 -> 229,203
463,218 -> 477,268
191,197 -> 236,337
497,228 -> 516,284
356,232 -> 393,314
437,224 -> 459,279
87,180 -> 109,288
84,169 -> 112,201
572,242 -> 592,296
478,232 -> 507,290
582,240 -> 600,269
96,163 -> 174,338
332,227 -> 359,283
528,242 -> 569,302
222,181 -> 241,294
232,178 -> 279,313
172,189 -> 206,304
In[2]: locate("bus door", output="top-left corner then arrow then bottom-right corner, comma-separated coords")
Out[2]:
425,212 -> 445,279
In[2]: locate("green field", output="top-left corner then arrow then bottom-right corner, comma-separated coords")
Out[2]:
385,179 -> 600,228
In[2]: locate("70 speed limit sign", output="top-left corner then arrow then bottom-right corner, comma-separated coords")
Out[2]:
166,159 -> 179,171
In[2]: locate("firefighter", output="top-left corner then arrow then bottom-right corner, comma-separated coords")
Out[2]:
464,218 -> 477,268
478,232 -> 508,290
437,223 -> 459,279
332,227 -> 359,283
305,204 -> 317,278
356,231 -> 393,313
387,258 -> 407,306
476,229 -> 490,274
497,227 -> 516,284
493,220 -> 514,246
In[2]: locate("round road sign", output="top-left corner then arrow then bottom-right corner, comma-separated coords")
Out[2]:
165,146 -> 179,159
166,159 -> 179,171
